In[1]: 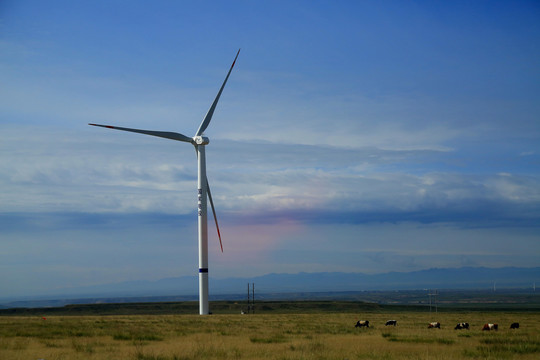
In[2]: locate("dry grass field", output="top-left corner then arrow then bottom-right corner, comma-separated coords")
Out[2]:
1,311 -> 539,359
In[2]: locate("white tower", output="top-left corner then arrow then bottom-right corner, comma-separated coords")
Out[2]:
90,50 -> 239,314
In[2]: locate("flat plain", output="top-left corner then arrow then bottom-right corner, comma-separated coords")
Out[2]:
1,305 -> 539,360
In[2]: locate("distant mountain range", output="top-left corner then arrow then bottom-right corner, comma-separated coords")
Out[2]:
4,267 -> 538,305
230,266 -> 539,294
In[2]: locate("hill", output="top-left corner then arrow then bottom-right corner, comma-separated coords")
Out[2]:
1,266 -> 538,308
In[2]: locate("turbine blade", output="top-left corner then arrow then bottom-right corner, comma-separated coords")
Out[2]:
89,123 -> 193,143
195,49 -> 240,136
206,178 -> 223,253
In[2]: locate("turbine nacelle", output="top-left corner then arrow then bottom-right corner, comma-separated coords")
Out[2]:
193,136 -> 210,145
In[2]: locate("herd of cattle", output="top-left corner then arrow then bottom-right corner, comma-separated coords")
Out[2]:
355,320 -> 520,330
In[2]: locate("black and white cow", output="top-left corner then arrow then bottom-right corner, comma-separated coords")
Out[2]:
510,322 -> 520,329
454,322 -> 469,330
355,320 -> 369,328
385,320 -> 397,326
482,323 -> 498,331
428,322 -> 440,329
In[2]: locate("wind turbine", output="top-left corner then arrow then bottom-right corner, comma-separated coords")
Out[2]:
90,49 -> 240,315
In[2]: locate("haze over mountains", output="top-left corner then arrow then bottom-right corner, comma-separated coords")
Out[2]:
4,267 -> 538,305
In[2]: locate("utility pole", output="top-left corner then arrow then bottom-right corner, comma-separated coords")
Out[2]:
428,289 -> 438,314
246,282 -> 255,314
429,290 -> 432,314
435,289 -> 438,313
247,283 -> 251,314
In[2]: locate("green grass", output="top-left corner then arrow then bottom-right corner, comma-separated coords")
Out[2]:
1,305 -> 539,359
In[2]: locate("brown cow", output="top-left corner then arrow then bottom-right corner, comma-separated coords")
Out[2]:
482,323 -> 498,331
428,322 -> 440,329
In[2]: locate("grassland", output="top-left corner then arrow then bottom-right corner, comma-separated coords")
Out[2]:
1,303 -> 539,360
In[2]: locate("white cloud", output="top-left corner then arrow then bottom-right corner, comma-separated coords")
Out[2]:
2,124 -> 539,226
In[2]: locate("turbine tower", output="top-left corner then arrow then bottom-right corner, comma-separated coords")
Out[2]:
90,49 -> 240,315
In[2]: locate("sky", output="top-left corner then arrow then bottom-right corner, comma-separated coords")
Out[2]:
1,0 -> 539,298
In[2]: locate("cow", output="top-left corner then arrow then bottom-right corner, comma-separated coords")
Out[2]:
510,322 -> 520,329
355,320 -> 369,328
385,320 -> 397,326
454,322 -> 469,330
428,322 -> 440,329
482,323 -> 498,331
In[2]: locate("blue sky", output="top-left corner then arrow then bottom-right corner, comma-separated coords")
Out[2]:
1,0 -> 539,297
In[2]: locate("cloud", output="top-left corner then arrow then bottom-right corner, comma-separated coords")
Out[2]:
2,125 -> 539,228
252,221 -> 540,274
